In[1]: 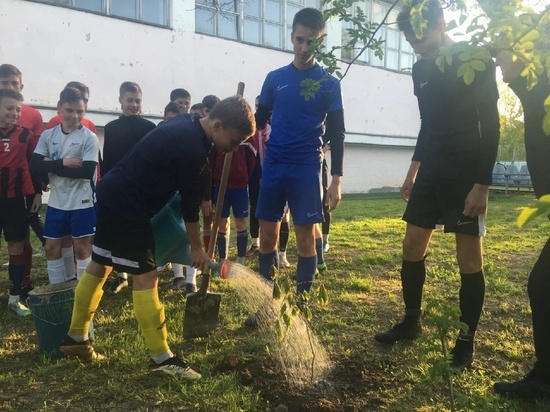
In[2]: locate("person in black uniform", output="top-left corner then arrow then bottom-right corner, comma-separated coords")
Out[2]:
102,81 -> 156,294
493,50 -> 550,401
374,0 -> 500,372
58,96 -> 255,378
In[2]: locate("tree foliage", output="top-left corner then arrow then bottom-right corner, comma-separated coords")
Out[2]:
317,0 -> 550,133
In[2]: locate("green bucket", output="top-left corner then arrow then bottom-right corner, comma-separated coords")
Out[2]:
27,280 -> 77,359
151,192 -> 191,266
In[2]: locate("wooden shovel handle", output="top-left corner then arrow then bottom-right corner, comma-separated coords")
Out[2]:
199,82 -> 245,293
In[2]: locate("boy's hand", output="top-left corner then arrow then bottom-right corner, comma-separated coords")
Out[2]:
401,178 -> 415,202
326,176 -> 341,212
190,246 -> 210,274
63,158 -> 82,168
30,194 -> 41,213
463,184 -> 489,217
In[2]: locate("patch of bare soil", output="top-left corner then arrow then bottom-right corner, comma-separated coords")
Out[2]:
219,353 -> 396,412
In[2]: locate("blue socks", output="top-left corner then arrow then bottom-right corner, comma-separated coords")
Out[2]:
236,230 -> 248,258
296,255 -> 316,294
258,251 -> 278,281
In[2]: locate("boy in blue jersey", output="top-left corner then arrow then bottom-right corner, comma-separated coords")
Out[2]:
253,8 -> 345,308
58,96 -> 255,379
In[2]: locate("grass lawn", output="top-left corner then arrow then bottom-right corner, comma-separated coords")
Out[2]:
1,191 -> 549,411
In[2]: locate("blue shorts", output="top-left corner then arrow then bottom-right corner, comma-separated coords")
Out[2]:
213,187 -> 249,218
403,173 -> 486,237
256,161 -> 323,225
44,206 -> 96,239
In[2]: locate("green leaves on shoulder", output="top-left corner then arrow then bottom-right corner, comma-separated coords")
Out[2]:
436,43 -> 492,85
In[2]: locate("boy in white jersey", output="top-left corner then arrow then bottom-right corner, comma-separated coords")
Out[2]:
31,87 -> 99,284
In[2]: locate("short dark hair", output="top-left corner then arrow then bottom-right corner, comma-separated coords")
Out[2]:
190,103 -> 204,112
66,81 -> 90,97
0,64 -> 22,80
58,87 -> 86,106
292,8 -> 324,32
397,0 -> 443,34
0,88 -> 24,105
202,95 -> 220,110
170,88 -> 191,101
119,81 -> 142,96
208,95 -> 256,138
164,101 -> 184,117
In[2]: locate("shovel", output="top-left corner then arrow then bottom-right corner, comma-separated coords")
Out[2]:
183,82 -> 245,339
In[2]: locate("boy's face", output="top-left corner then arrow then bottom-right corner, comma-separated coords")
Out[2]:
211,121 -> 248,154
403,23 -> 444,59
119,91 -> 142,116
164,111 -> 179,122
291,24 -> 324,70
174,97 -> 191,113
190,108 -> 202,117
58,100 -> 86,130
0,75 -> 23,92
0,97 -> 22,128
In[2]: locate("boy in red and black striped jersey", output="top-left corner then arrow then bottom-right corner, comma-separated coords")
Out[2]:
0,64 -> 45,297
0,89 -> 42,316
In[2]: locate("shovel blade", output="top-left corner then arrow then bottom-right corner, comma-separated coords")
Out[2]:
183,291 -> 222,339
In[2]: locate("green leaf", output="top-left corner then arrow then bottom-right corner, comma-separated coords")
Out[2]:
463,66 -> 475,85
458,52 -> 471,61
522,29 -> 539,42
544,96 -> 550,135
318,284 -> 329,305
517,195 -> 550,227
457,62 -> 470,77
470,59 -> 486,71
273,282 -> 281,300
283,312 -> 291,328
302,305 -> 312,321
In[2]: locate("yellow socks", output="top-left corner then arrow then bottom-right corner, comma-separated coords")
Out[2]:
133,288 -> 169,356
68,271 -> 106,339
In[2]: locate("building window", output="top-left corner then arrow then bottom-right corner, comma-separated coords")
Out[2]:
29,0 -> 169,26
195,0 -> 321,50
341,0 -> 416,72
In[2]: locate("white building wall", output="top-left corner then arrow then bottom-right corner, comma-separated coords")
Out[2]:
0,0 -> 420,193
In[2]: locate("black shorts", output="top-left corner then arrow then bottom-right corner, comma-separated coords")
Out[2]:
0,197 -> 28,242
403,173 -> 486,236
91,204 -> 156,274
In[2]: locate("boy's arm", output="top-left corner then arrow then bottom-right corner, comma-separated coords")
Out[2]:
474,61 -> 500,186
25,131 -> 42,194
101,125 -> 114,175
30,153 -> 64,173
254,104 -> 271,130
54,161 -> 97,179
324,109 -> 345,212
464,61 -> 500,217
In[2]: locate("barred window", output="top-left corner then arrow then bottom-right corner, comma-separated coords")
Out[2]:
195,0 -> 321,50
341,1 -> 416,73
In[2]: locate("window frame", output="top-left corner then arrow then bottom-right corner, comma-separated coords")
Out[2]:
195,0 -> 322,51
26,0 -> 171,28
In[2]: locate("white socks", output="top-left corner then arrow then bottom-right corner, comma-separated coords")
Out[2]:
48,257 -> 66,284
